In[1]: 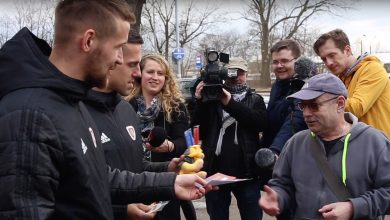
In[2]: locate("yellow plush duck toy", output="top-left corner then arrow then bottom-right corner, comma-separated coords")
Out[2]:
178,145 -> 207,178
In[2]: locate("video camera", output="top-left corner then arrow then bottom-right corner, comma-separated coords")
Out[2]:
199,48 -> 232,102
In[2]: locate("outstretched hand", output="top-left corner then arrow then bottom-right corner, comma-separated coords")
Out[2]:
259,185 -> 280,216
174,174 -> 214,200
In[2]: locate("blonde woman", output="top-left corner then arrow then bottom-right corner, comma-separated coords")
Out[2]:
127,54 -> 194,220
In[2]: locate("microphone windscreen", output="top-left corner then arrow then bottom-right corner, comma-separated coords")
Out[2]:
255,148 -> 276,169
148,127 -> 167,148
293,56 -> 318,81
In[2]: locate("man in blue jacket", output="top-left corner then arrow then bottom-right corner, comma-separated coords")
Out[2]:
262,39 -> 317,156
0,0 -> 208,219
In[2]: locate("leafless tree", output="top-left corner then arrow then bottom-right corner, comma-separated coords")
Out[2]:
245,0 -> 350,87
126,0 -> 146,34
0,15 -> 14,47
14,0 -> 56,45
142,0 -> 175,59
141,0 -> 223,77
198,30 -> 259,61
0,0 -> 56,47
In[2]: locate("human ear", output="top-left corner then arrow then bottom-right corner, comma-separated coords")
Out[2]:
81,29 -> 96,52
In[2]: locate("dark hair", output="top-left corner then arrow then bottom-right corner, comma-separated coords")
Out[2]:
128,28 -> 144,44
54,0 -> 135,46
313,29 -> 350,55
270,39 -> 301,58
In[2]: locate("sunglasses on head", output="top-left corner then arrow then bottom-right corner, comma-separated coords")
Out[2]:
297,96 -> 339,112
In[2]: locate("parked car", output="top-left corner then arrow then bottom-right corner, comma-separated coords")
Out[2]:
178,77 -> 200,124
178,78 -> 197,102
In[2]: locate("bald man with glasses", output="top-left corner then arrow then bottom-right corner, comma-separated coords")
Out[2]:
260,73 -> 390,219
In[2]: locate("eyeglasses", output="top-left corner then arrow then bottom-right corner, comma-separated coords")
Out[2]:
297,96 -> 339,112
271,58 -> 296,66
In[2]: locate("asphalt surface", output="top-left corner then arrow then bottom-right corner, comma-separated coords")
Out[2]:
181,195 -> 275,220
183,195 -> 390,220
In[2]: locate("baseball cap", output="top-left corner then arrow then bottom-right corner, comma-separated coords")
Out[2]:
287,73 -> 348,100
226,57 -> 248,72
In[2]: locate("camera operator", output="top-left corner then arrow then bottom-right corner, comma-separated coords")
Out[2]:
193,57 -> 267,220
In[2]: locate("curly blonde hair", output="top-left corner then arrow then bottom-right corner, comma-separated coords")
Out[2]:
126,54 -> 185,122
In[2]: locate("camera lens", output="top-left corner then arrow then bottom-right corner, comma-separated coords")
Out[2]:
207,51 -> 219,62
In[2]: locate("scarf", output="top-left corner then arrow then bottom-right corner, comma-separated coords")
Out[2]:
136,95 -> 162,160
215,84 -> 248,156
223,83 -> 248,95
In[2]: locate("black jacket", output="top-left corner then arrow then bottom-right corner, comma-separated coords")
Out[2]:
129,99 -> 189,162
83,91 -> 170,219
193,89 -> 267,178
0,28 -> 176,220
261,79 -> 307,154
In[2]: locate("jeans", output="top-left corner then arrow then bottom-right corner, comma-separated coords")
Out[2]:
205,179 -> 262,220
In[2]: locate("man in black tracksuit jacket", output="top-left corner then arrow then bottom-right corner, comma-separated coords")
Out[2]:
0,2 -> 208,219
83,30 -> 185,219
84,91 -> 173,219
0,27 -> 179,220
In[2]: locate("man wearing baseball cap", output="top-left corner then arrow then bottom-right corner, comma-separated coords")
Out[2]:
193,57 -> 267,220
260,73 -> 390,219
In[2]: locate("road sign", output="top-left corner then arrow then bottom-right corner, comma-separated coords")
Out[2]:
195,54 -> 202,70
173,47 -> 185,60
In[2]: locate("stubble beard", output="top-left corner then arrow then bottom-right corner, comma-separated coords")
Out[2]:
85,48 -> 109,88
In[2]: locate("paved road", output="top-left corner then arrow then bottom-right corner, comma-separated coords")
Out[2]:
181,195 -> 275,220
183,195 -> 390,220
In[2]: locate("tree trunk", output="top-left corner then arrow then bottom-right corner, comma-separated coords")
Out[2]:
260,26 -> 271,87
126,0 -> 145,34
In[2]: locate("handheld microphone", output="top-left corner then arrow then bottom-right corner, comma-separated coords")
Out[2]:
255,148 -> 276,170
293,56 -> 318,81
147,127 -> 167,148
291,57 -> 318,92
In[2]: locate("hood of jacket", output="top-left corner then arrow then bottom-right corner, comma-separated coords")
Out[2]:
344,53 -> 382,77
0,27 -> 91,100
84,90 -> 122,111
344,112 -> 371,141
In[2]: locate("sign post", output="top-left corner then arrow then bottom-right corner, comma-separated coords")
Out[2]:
195,53 -> 202,70
173,48 -> 185,61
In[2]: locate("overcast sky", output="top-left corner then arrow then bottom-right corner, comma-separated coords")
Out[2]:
212,0 -> 390,53
1,0 -> 390,53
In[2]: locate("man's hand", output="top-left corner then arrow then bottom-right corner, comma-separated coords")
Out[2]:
259,185 -> 280,216
194,81 -> 204,100
221,88 -> 231,106
174,174 -> 214,200
319,201 -> 353,220
167,155 -> 184,172
126,203 -> 156,220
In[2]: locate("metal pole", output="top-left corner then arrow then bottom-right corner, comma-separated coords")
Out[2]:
175,0 -> 181,79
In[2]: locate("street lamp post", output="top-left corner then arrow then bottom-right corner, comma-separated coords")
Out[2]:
361,34 -> 366,55
175,0 -> 181,79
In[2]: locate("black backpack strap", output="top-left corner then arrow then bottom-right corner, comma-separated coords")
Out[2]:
309,136 -> 351,201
